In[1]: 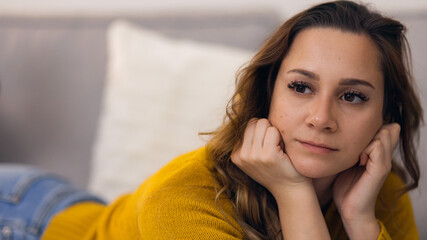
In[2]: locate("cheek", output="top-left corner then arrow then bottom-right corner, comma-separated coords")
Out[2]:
345,114 -> 383,155
268,102 -> 303,142
268,111 -> 288,137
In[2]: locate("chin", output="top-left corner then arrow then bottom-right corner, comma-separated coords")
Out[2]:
289,154 -> 342,179
295,165 -> 334,178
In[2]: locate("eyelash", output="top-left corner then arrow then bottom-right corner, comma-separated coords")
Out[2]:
342,90 -> 369,102
287,81 -> 312,94
287,80 -> 369,103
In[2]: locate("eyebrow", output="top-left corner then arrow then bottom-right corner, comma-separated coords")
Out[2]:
287,69 -> 375,89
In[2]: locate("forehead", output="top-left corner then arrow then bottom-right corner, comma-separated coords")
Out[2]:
282,27 -> 383,84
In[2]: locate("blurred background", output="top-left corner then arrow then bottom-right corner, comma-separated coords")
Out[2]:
0,0 -> 426,236
0,0 -> 426,17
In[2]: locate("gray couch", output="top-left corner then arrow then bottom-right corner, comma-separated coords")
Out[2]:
0,12 -> 279,186
0,11 -> 426,237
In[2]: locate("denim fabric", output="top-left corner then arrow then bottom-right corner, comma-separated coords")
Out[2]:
0,164 -> 105,240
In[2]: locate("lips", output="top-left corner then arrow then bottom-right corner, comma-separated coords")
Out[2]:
298,140 -> 338,154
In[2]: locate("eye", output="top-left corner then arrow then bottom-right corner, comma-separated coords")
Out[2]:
287,81 -> 313,94
340,90 -> 369,103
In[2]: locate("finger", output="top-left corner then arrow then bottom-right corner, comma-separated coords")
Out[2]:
376,128 -> 392,161
231,147 -> 241,165
384,123 -> 401,149
239,118 -> 258,158
374,123 -> 400,162
363,139 -> 384,164
364,136 -> 393,179
263,126 -> 282,152
252,118 -> 271,152
359,151 -> 368,166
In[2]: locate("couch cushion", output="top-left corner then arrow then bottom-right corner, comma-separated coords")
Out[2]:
88,20 -> 252,201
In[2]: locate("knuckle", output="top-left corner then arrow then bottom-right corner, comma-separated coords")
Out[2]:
394,123 -> 401,133
239,151 -> 249,162
231,153 -> 240,165
378,128 -> 390,139
257,118 -> 271,128
265,127 -> 278,138
267,126 -> 279,133
250,117 -> 259,121
246,118 -> 258,129
384,129 -> 391,138
372,139 -> 383,149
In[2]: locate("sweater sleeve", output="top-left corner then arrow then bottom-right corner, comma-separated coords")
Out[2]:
135,148 -> 243,239
377,220 -> 392,240
375,173 -> 419,239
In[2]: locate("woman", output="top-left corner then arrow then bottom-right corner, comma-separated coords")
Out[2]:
0,1 -> 422,239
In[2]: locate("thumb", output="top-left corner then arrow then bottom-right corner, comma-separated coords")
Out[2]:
382,123 -> 401,149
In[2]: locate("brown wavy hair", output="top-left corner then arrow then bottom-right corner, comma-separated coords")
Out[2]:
206,1 -> 423,239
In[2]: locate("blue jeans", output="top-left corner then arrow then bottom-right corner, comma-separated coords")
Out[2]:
0,164 -> 105,240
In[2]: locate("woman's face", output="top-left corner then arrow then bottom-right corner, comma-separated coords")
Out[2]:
268,27 -> 384,178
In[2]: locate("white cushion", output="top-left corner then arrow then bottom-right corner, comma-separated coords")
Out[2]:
88,20 -> 252,201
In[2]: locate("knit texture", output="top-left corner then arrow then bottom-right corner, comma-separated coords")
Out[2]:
42,147 -> 418,239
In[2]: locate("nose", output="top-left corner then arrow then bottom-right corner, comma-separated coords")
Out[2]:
305,95 -> 338,132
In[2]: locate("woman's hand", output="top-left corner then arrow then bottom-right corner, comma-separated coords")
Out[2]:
232,118 -> 331,239
333,123 -> 401,239
231,118 -> 310,198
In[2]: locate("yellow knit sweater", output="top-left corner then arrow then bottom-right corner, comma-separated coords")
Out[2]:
42,147 -> 419,239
